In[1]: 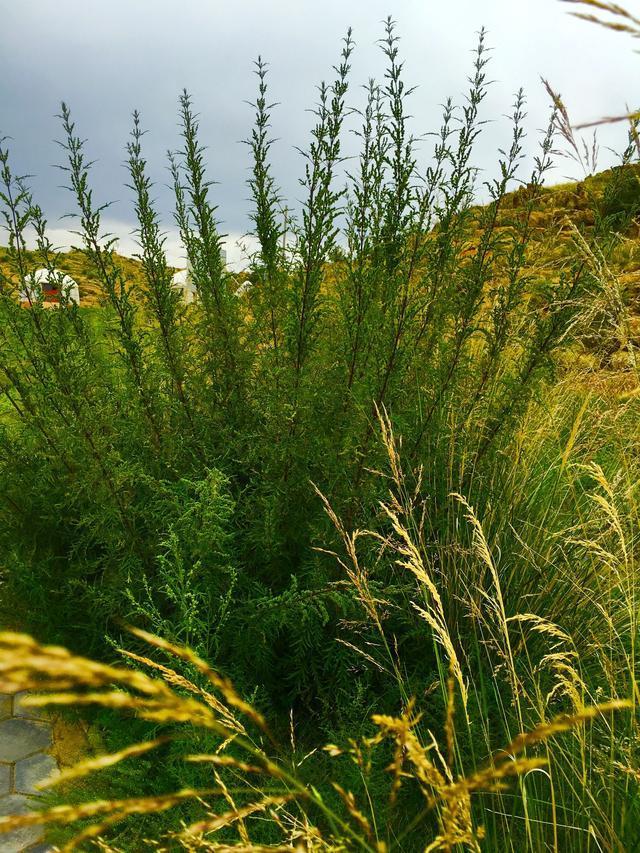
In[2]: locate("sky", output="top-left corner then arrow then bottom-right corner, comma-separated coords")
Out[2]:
1,0 -> 638,268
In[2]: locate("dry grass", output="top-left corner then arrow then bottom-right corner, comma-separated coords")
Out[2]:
0,616 -> 629,852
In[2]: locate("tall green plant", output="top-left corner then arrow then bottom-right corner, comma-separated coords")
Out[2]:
0,19 -> 627,731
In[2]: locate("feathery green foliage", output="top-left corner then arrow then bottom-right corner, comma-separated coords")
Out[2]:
0,16 -> 639,850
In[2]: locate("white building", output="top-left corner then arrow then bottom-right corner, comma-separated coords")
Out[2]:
234,278 -> 253,297
171,249 -> 229,305
20,268 -> 80,306
171,268 -> 198,304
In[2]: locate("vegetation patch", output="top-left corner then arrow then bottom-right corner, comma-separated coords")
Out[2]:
0,11 -> 638,852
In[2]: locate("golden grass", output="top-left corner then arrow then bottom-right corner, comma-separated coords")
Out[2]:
0,620 -> 630,852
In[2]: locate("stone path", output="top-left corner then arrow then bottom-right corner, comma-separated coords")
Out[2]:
0,693 -> 57,852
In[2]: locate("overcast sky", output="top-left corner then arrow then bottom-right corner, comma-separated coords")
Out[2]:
1,0 -> 638,267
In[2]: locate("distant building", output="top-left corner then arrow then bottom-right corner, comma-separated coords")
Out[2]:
171,249 -> 229,304
171,267 -> 198,304
234,278 -> 253,297
20,268 -> 80,307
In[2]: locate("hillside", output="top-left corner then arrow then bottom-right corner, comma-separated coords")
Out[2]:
465,165 -> 640,379
2,166 -> 640,309
0,246 -> 154,305
472,165 -> 640,301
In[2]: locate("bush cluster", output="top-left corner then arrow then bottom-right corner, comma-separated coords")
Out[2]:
0,20 -> 638,851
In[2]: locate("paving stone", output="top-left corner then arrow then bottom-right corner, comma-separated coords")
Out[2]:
0,694 -> 13,722
0,793 -> 43,852
0,761 -> 11,795
15,753 -> 58,796
0,691 -> 59,850
0,719 -> 51,762
13,693 -> 49,722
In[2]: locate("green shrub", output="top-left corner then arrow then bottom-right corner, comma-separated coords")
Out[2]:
0,29 -> 636,845
600,164 -> 640,229
0,19 -> 610,703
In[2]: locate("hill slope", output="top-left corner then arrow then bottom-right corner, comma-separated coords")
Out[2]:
0,246 -> 153,305
2,165 -> 640,311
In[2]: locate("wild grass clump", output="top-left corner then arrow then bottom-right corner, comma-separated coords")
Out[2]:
0,13 -> 639,851
0,621 -> 630,851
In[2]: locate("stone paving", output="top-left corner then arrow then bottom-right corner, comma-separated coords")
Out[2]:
0,693 -> 58,852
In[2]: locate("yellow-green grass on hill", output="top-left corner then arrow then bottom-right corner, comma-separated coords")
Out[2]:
2,165 -> 640,369
0,246 -> 158,307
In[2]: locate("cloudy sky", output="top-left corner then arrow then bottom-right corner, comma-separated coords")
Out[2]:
1,0 -> 638,267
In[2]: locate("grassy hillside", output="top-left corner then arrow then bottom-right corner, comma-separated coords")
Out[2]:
481,166 -> 640,380
0,245 -> 158,305
3,165 -> 639,308
467,164 -> 640,292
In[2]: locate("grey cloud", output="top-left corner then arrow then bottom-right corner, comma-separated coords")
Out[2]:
1,0 -> 638,266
